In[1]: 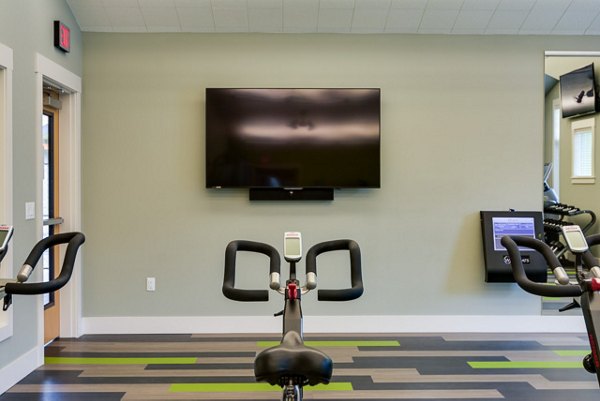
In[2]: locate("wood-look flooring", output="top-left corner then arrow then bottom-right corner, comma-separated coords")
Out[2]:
1,332 -> 599,400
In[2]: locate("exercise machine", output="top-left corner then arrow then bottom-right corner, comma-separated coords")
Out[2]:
222,232 -> 364,401
501,225 -> 600,386
0,225 -> 85,311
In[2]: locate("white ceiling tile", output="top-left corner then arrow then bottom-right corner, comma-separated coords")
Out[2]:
105,7 -> 146,28
419,9 -> 459,32
385,8 -> 423,31
568,0 -> 600,12
213,7 -> 248,28
175,0 -> 212,6
426,0 -> 463,10
212,0 -> 247,8
390,0 -> 427,10
318,8 -> 353,29
461,0 -> 500,10
111,26 -> 148,32
352,8 -> 389,29
586,13 -> 600,33
355,0 -> 391,9
496,0 -> 535,11
320,0 -> 355,8
139,0 -> 175,7
70,6 -> 111,28
67,0 -> 102,10
249,0 -> 283,8
453,9 -> 494,30
177,7 -> 215,31
103,0 -> 139,7
486,9 -> 528,32
141,7 -> 180,26
249,8 -> 283,31
553,10 -> 597,34
283,0 -> 319,30
520,4 -> 568,33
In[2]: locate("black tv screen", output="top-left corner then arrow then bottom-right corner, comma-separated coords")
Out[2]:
205,88 -> 380,189
560,63 -> 598,118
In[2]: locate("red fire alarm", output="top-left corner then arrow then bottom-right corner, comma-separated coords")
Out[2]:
54,21 -> 70,53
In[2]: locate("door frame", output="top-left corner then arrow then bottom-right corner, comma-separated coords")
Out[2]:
35,54 -> 82,348
0,42 -> 13,343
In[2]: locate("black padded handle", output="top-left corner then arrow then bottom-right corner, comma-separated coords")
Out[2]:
222,240 -> 280,302
500,235 -> 582,298
306,239 -> 364,301
5,232 -> 85,295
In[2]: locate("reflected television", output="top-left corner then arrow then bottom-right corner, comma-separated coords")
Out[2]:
560,63 -> 599,118
205,88 -> 381,189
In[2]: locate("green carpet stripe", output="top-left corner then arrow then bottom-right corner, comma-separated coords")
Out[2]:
44,357 -> 197,365
257,340 -> 400,347
554,350 -> 590,356
170,382 -> 353,393
469,361 -> 582,369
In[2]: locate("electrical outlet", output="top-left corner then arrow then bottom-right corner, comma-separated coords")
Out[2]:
146,277 -> 155,292
25,202 -> 35,220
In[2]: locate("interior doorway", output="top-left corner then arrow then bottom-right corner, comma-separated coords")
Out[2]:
42,86 -> 63,343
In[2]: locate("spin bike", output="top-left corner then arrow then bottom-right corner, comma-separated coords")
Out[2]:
222,232 -> 364,401
0,225 -> 85,311
501,225 -> 600,386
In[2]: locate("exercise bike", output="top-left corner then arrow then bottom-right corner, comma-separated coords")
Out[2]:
222,232 -> 363,401
0,225 -> 85,311
501,225 -> 600,386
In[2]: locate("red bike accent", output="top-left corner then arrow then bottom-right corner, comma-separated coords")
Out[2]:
288,283 -> 298,300
591,278 -> 600,292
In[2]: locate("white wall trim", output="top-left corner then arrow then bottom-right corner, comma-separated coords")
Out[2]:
0,346 -> 42,394
35,54 -> 82,340
82,315 -> 586,335
0,41 -> 14,343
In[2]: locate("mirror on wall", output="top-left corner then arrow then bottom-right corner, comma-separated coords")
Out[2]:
544,52 -> 600,237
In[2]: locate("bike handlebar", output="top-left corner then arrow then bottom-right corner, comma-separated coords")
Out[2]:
222,240 -> 281,302
305,239 -> 364,301
500,235 -> 583,298
4,232 -> 85,295
222,238 -> 364,302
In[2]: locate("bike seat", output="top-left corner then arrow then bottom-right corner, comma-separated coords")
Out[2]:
254,331 -> 333,386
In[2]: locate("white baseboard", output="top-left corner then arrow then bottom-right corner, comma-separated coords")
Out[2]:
0,346 -> 42,394
82,315 -> 587,335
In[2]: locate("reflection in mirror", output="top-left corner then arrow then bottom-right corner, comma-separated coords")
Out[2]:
544,52 -> 600,234
543,52 -> 600,316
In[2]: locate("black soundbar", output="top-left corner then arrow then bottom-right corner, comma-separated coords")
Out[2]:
249,188 -> 334,201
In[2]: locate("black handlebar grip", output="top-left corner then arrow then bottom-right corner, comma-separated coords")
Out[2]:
500,235 -> 582,298
5,232 -> 85,295
222,240 -> 280,302
306,239 -> 364,301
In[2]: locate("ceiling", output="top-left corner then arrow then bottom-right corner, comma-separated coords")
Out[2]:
66,0 -> 600,35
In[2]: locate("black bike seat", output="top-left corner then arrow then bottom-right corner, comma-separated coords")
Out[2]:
254,331 -> 333,386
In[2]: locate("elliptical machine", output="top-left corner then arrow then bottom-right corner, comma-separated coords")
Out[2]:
222,232 -> 364,401
0,225 -> 85,311
501,225 -> 600,386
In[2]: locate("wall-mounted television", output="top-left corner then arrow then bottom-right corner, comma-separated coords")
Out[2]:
205,88 -> 380,198
560,63 -> 599,118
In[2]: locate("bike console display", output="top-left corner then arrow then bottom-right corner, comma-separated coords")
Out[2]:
480,211 -> 547,283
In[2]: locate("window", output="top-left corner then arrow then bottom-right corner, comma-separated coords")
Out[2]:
571,118 -> 595,184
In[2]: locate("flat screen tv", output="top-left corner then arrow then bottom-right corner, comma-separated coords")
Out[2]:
205,88 -> 380,190
560,63 -> 599,118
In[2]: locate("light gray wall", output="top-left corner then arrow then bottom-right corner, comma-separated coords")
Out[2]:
0,0 -> 82,369
81,33 -> 598,320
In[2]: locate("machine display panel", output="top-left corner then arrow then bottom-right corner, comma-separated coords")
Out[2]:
491,217 -> 536,251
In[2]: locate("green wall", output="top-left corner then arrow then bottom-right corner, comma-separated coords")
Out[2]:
81,33 -> 593,320
0,0 -> 82,372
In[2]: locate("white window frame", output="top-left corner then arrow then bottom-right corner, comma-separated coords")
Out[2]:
0,41 -> 14,342
571,117 -> 595,184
